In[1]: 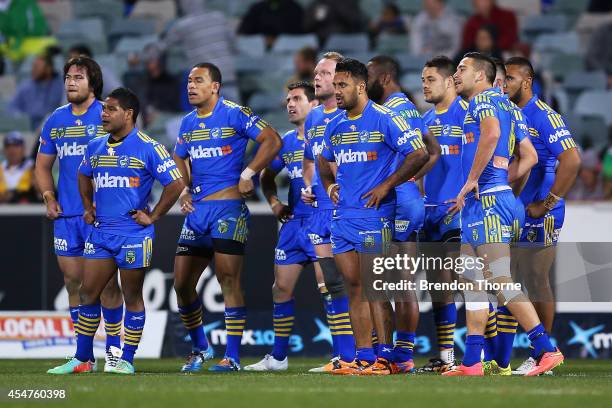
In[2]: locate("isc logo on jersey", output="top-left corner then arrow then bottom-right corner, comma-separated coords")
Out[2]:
156,159 -> 175,174
93,172 -> 140,191
190,145 -> 232,159
548,129 -> 570,144
335,149 -> 377,164
57,142 -> 86,159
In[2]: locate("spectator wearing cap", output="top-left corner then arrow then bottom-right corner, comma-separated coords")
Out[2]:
9,52 -> 64,129
0,132 -> 38,203
461,0 -> 518,52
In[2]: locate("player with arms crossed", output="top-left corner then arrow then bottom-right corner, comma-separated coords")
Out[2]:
48,87 -> 184,375
318,58 -> 428,375
245,82 -> 321,371
366,55 -> 439,373
36,56 -> 124,371
419,56 -> 468,373
302,52 -> 356,372
504,57 -> 580,375
443,53 -> 563,377
173,63 -> 281,372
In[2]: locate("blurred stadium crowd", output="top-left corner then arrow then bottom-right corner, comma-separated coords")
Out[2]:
0,0 -> 611,204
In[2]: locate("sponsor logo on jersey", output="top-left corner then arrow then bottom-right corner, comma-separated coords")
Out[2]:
440,144 -> 460,155
310,141 -> 324,157
217,219 -> 229,234
308,233 -> 323,245
125,250 -> 136,264
84,242 -> 95,255
93,172 -> 140,191
57,142 -> 86,159
210,127 -> 221,139
548,129 -> 571,144
54,238 -> 68,251
86,124 -> 97,136
397,130 -> 417,145
334,149 -> 377,164
180,227 -> 196,241
156,159 -> 175,173
395,220 -> 410,232
275,249 -> 287,261
118,155 -> 129,168
358,130 -> 370,143
287,166 -> 303,180
189,145 -> 232,159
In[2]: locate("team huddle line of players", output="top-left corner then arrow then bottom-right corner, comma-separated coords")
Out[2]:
40,48 -> 579,376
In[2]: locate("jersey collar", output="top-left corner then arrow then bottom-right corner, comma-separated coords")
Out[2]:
384,92 -> 405,105
106,127 -> 137,147
196,97 -> 222,118
347,100 -> 371,120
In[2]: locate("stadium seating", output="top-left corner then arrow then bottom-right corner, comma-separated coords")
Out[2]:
400,72 -> 422,93
249,92 -> 285,113
548,54 -> 584,81
563,71 -> 607,94
533,32 -> 580,55
130,0 -> 177,34
376,34 -> 410,55
272,35 -> 319,54
522,14 -> 568,42
574,90 -> 612,126
326,34 -> 370,53
0,112 -> 31,132
113,35 -> 158,60
72,0 -> 123,28
394,53 -> 429,73
108,18 -> 157,49
236,36 -> 267,58
566,113 -> 608,144
56,18 -> 108,55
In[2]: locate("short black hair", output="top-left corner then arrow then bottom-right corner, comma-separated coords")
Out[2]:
384,3 -> 400,16
369,55 -> 401,83
288,81 -> 316,101
424,55 -> 456,78
335,58 -> 368,85
463,52 -> 496,84
490,56 -> 506,78
64,56 -> 103,100
192,62 -> 222,84
505,56 -> 535,79
107,87 -> 140,123
68,44 -> 93,58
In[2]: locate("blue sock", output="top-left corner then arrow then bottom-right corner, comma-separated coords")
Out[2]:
378,343 -> 393,361
322,292 -> 340,357
102,304 -> 123,351
356,347 -> 376,364
69,307 -> 79,328
529,345 -> 537,359
329,295 -> 355,361
225,306 -> 246,363
484,303 -> 498,361
463,335 -> 484,367
178,299 -> 209,352
371,330 -> 379,356
122,309 -> 145,364
495,306 -> 517,368
393,331 -> 415,363
434,303 -> 456,355
74,303 -> 101,362
527,324 -> 555,357
271,299 -> 295,361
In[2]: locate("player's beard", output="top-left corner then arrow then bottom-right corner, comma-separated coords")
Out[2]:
367,79 -> 384,104
509,86 -> 523,105
67,91 -> 89,105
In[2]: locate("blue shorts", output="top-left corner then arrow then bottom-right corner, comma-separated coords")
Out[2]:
54,216 -> 92,256
513,197 -> 526,243
330,217 -> 393,254
394,198 -> 424,242
423,204 -> 461,242
306,208 -> 333,246
275,217 -> 317,265
520,202 -> 564,246
461,190 -> 515,247
178,200 -> 249,247
84,229 -> 153,269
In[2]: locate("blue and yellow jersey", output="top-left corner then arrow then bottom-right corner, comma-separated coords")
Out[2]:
78,128 -> 181,236
520,96 -> 576,205
383,92 -> 424,201
269,129 -> 313,218
303,105 -> 343,210
38,100 -> 106,216
462,88 -> 513,193
423,96 -> 468,205
320,100 -> 425,219
174,97 -> 268,201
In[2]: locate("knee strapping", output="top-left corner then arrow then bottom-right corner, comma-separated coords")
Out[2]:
464,290 -> 489,311
318,257 -> 346,299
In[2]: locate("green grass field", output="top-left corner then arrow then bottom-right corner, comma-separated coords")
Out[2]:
1,358 -> 611,408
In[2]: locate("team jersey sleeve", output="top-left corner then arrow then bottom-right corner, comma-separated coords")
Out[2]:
320,120 -> 335,162
470,95 -> 499,126
512,107 -> 529,143
303,114 -> 314,160
78,144 -> 93,177
38,115 -> 57,155
269,143 -> 285,173
384,113 -> 425,156
232,105 -> 269,141
173,118 -> 190,159
535,110 -> 577,157
148,142 -> 182,186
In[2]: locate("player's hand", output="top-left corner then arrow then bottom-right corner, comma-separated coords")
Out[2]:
132,209 -> 155,226
447,179 -> 479,215
238,177 -> 255,198
327,184 -> 339,205
362,183 -> 391,209
526,200 -> 548,219
179,191 -> 194,214
271,201 -> 293,223
83,207 -> 96,224
301,186 -> 316,205
45,197 -> 62,220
